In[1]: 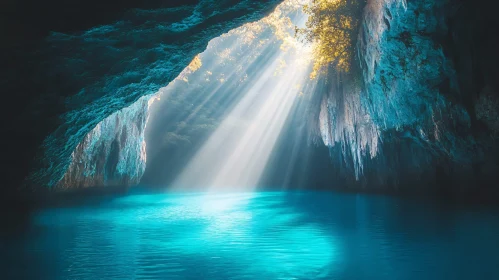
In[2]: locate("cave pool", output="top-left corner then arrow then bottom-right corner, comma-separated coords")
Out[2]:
2,191 -> 499,279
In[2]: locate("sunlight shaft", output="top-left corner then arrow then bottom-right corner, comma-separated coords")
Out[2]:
173,53 -> 312,191
144,1 -> 318,192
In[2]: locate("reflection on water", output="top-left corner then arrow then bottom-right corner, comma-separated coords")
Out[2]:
2,192 -> 499,279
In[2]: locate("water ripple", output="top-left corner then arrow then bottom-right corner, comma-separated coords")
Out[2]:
3,192 -> 499,279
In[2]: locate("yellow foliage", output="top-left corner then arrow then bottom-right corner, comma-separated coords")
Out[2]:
299,0 -> 364,79
177,54 -> 202,83
216,48 -> 234,63
187,55 -> 203,72
274,59 -> 288,76
222,0 -> 309,54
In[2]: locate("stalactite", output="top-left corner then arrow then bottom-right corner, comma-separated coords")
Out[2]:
56,96 -> 151,189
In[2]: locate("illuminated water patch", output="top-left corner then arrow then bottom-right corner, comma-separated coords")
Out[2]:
32,192 -> 339,279
6,192 -> 499,279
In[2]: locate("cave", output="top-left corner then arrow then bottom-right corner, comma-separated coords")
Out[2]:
2,0 -> 499,278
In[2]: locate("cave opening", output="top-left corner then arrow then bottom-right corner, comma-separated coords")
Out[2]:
148,5 -> 315,192
3,0 -> 499,278
59,0 -> 329,192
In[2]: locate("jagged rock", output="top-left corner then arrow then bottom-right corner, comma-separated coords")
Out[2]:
56,96 -> 150,190
3,0 -> 498,193
318,0 -> 499,190
8,0 -> 282,189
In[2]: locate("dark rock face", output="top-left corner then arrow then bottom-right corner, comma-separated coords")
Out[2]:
1,0 -> 282,192
318,0 -> 499,194
446,0 -> 499,195
56,96 -> 150,190
2,0 -> 498,195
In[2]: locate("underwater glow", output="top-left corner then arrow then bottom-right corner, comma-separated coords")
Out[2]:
31,192 -> 338,279
14,191 -> 499,279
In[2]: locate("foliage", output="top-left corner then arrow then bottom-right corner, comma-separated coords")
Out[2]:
298,0 -> 365,79
187,55 -> 203,72
176,55 -> 203,82
219,0 -> 310,55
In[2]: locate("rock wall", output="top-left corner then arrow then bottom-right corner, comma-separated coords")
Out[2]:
318,0 -> 499,191
17,0 -> 282,189
56,96 -> 150,190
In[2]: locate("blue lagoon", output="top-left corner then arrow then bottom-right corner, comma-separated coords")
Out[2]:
3,191 -> 499,279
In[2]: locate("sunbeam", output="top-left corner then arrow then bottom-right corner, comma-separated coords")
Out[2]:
159,0 -> 317,192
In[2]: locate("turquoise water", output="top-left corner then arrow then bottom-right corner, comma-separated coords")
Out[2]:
3,191 -> 499,279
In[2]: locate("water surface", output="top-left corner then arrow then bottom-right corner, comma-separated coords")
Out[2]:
2,191 -> 499,279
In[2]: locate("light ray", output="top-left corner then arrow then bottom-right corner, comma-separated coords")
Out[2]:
141,0 -> 317,192
171,22 -> 315,191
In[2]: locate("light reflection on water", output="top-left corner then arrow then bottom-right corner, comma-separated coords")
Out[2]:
3,191 -> 499,279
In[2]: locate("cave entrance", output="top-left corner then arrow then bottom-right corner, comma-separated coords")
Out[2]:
60,0 -> 319,191
145,1 -> 317,191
